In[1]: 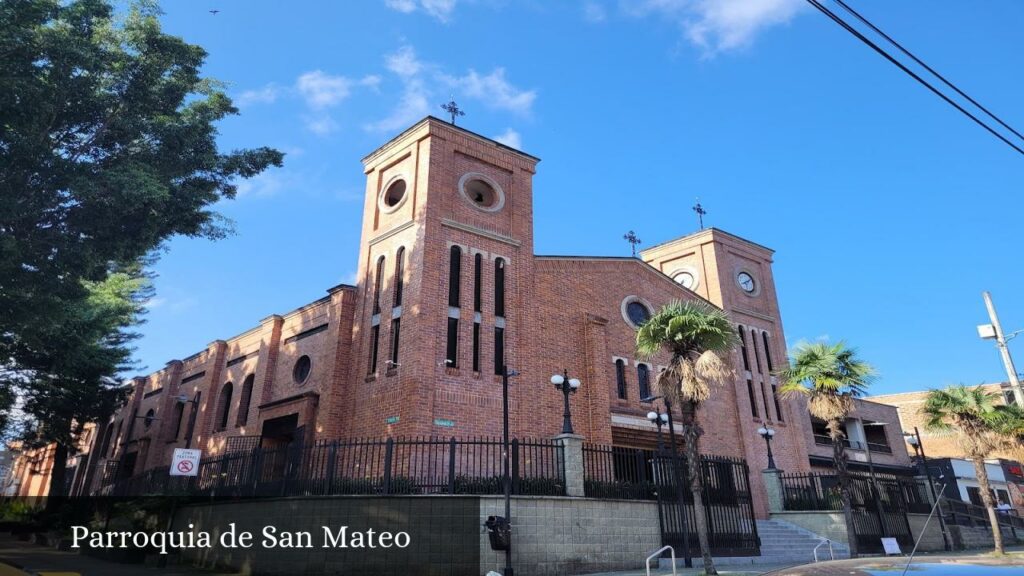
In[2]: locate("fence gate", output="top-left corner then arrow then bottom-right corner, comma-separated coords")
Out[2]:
653,454 -> 760,558
849,475 -> 914,553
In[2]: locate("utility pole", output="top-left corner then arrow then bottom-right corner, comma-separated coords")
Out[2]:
979,291 -> 1024,406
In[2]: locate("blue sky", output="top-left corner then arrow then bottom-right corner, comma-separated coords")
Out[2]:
139,0 -> 1024,396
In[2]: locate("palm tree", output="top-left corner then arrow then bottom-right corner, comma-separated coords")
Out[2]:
777,341 -> 876,559
636,300 -> 738,576
921,385 -> 1024,555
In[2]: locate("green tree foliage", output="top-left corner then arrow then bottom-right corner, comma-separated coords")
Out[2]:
778,341 -> 876,559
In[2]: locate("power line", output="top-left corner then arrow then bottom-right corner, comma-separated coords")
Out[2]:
805,0 -> 1024,157
831,0 -> 1024,142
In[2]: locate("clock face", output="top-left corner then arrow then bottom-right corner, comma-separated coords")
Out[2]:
737,272 -> 756,293
674,271 -> 695,289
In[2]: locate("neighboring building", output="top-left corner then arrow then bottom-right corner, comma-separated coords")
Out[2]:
6,424 -> 97,498
802,397 -> 915,476
925,457 -> 1020,511
871,382 -> 1021,462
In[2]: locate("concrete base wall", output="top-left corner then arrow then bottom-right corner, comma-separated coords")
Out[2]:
947,524 -> 1024,550
907,513 -> 946,552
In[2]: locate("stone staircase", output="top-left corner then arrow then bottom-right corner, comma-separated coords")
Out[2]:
750,519 -> 850,566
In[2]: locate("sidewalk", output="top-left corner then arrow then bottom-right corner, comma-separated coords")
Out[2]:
0,534 -> 238,576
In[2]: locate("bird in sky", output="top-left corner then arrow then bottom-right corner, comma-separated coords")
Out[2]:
209,9 -> 220,15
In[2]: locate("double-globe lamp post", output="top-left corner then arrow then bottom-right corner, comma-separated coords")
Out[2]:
757,425 -> 777,470
550,370 -> 581,434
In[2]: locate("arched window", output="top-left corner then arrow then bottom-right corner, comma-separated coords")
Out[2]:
236,374 -> 255,427
762,332 -> 774,372
737,325 -> 750,371
473,253 -> 482,312
448,246 -> 461,307
373,255 -> 385,315
109,421 -> 121,457
750,327 -> 762,374
495,258 -> 506,317
615,359 -> 627,400
216,382 -> 233,431
393,247 -> 405,307
637,364 -> 651,400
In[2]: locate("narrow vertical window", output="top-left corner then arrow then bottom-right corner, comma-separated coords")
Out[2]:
393,247 -> 405,307
637,364 -> 651,400
738,326 -> 750,372
762,332 -> 774,372
494,258 -> 506,317
446,318 -> 459,368
472,323 -> 481,372
746,379 -> 759,418
772,382 -> 784,422
373,256 -> 385,315
493,326 -> 505,375
216,382 -> 233,431
448,246 -> 462,307
236,374 -> 254,427
615,359 -> 627,400
369,325 -> 380,373
390,318 -> 401,367
473,253 -> 482,312
750,328 -> 762,374
172,403 -> 185,439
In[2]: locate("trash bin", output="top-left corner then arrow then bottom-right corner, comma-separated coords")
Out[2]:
484,515 -> 511,551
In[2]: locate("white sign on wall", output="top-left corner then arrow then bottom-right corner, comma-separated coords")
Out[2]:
881,537 -> 902,556
169,448 -> 202,477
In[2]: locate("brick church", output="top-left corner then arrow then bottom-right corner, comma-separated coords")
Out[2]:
82,117 -> 817,514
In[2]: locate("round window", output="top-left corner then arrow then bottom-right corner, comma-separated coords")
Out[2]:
458,173 -> 505,212
293,355 -> 312,385
674,271 -> 696,289
378,176 -> 409,213
627,302 -> 651,326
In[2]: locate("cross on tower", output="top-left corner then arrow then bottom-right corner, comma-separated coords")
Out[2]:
441,97 -> 465,125
623,230 -> 642,257
692,199 -> 707,230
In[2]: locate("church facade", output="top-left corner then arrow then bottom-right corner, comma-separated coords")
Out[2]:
83,117 -> 819,516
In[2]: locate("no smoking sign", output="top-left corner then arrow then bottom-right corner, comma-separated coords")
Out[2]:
170,448 -> 201,477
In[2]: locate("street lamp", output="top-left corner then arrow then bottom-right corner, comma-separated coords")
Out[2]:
647,409 -> 670,453
757,425 -> 777,470
550,370 -> 581,435
641,394 -> 692,568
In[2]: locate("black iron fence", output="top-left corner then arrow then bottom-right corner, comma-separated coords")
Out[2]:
99,437 -> 564,498
582,444 -> 760,557
944,498 -> 1024,531
780,472 -> 929,513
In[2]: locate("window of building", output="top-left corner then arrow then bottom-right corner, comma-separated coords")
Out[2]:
171,402 -> 185,439
1004,391 -> 1018,406
750,328 -> 762,373
236,374 -> 254,427
100,422 -> 115,457
996,489 -> 1011,505
449,246 -> 461,307
143,409 -> 155,428
109,422 -> 121,457
373,255 -> 385,315
471,323 -> 481,372
772,383 -> 784,422
863,421 -> 890,451
459,173 -> 505,212
966,487 -> 984,507
473,253 -> 482,312
746,379 -> 759,418
622,296 -> 653,329
390,318 -> 401,368
382,178 -> 406,208
368,326 -> 380,374
762,332 -> 774,372
293,355 -> 311,384
637,363 -> 651,400
615,359 -> 628,400
216,382 -> 233,431
393,247 -> 405,307
494,326 -> 504,375
738,326 -> 751,371
446,318 -> 459,368
495,258 -> 506,317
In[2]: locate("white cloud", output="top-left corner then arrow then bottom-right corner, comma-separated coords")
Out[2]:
493,128 -> 521,149
359,75 -> 383,91
443,68 -> 536,115
236,83 -> 280,107
304,115 -> 340,135
384,0 -> 416,13
365,78 -> 431,133
584,2 -> 607,23
296,70 -> 352,109
385,0 -> 457,22
386,45 -> 424,78
631,0 -> 804,54
236,169 -> 289,198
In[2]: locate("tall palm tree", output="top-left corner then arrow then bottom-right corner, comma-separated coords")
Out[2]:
921,385 -> 1023,555
777,341 -> 876,559
637,300 -> 738,576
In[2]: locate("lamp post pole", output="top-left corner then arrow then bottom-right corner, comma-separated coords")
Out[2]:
501,365 -> 517,576
643,395 -> 691,568
906,427 -> 951,551
757,425 -> 777,470
550,370 -> 580,435
647,409 -> 669,454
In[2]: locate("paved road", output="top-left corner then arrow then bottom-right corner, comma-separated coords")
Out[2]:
0,534 -> 238,576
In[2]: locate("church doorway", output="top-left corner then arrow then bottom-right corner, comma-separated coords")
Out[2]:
260,413 -> 299,450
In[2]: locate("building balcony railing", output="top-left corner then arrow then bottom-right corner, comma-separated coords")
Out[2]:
813,434 -> 892,454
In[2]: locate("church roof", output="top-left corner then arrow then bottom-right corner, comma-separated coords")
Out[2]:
640,227 -> 775,256
361,116 -> 541,164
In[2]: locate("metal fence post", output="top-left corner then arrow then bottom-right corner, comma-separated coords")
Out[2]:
326,441 -> 338,495
511,439 -> 520,495
448,437 -> 457,495
383,437 -> 394,495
